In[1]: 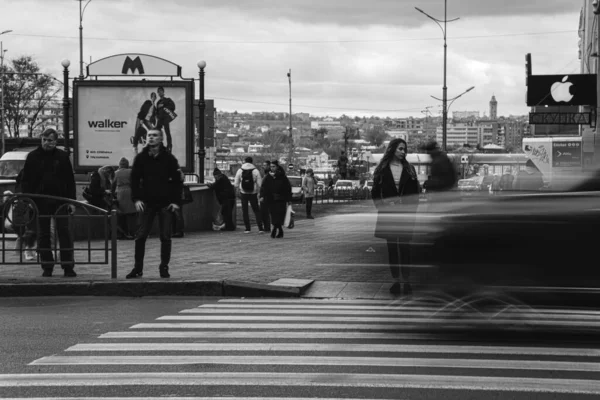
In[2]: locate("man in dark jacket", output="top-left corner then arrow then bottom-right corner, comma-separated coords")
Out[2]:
155,86 -> 176,152
422,141 -> 457,198
127,129 -> 182,279
21,128 -> 76,277
208,168 -> 236,231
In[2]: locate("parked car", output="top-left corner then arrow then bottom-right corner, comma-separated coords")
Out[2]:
287,176 -> 304,203
334,180 -> 356,198
0,148 -> 37,180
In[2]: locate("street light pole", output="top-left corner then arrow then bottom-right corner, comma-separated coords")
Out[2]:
1,29 -> 12,156
287,69 -> 293,165
416,0 -> 459,152
432,86 -> 475,147
198,60 -> 207,184
61,59 -> 71,156
77,0 -> 92,80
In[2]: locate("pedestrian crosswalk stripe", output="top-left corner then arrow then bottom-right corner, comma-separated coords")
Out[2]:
99,331 -> 443,340
0,398 -> 400,400
65,342 -> 600,357
218,299 -> 402,305
156,314 -> 600,326
1,372 -> 600,394
28,355 -> 600,371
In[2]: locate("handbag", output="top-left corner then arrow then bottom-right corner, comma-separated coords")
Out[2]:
181,185 -> 193,204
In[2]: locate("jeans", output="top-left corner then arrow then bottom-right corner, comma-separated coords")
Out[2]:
386,238 -> 410,281
172,206 -> 184,234
240,193 -> 263,231
305,197 -> 314,216
220,198 -> 236,231
134,205 -> 173,271
37,202 -> 73,271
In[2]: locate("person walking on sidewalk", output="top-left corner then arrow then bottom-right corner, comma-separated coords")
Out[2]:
260,160 -> 292,238
207,167 -> 236,231
127,129 -> 182,279
259,160 -> 272,233
234,156 -> 264,234
111,157 -> 137,239
371,138 -> 420,296
302,168 -> 317,219
20,128 -> 77,278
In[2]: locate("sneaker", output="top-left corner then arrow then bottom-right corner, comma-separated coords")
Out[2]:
159,266 -> 170,278
64,269 -> 77,278
126,268 -> 143,279
42,269 -> 53,278
25,250 -> 36,261
244,230 -> 251,234
258,230 -> 265,234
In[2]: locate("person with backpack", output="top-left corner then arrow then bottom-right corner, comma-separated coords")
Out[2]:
234,156 -> 265,234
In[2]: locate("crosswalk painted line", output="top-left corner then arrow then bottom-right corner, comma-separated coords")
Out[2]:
9,298 -> 600,398
0,398 -> 400,400
64,342 -> 600,357
29,355 -> 600,371
2,372 -> 600,394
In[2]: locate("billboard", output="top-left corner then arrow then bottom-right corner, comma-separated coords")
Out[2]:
73,80 -> 194,172
526,74 -> 597,107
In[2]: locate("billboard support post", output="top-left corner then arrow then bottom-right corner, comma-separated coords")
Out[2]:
197,60 -> 206,184
61,59 -> 70,156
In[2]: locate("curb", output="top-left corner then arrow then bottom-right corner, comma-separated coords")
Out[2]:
0,280 -> 299,298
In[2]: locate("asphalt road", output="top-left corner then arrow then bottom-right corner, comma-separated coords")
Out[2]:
2,297 -> 600,399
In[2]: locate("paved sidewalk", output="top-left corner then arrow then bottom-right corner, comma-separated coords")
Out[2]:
0,202 -> 404,298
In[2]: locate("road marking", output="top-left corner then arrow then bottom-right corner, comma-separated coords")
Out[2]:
65,342 -> 600,357
99,331 -> 444,340
29,355 -> 600,371
1,372 -> 600,394
0,398 -> 400,400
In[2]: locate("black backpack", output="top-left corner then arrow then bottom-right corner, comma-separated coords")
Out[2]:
241,169 -> 255,191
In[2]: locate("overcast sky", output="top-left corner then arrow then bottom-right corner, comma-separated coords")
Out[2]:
0,0 -> 584,118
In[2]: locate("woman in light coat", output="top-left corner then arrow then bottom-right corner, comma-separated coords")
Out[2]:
111,157 -> 137,239
301,168 -> 317,219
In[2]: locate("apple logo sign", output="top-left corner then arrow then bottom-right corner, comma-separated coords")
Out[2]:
550,75 -> 574,103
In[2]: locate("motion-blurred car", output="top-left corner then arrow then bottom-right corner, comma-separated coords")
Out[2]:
457,178 -> 480,195
412,170 -> 600,299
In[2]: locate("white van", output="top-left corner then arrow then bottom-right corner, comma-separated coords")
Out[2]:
0,148 -> 35,180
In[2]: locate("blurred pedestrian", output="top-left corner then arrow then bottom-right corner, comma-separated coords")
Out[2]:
478,164 -> 494,192
111,157 -> 137,239
499,167 -> 515,192
513,159 -> 544,191
259,160 -> 272,233
260,160 -> 292,238
302,168 -> 317,219
371,138 -> 420,296
127,129 -> 182,279
338,151 -> 349,179
422,141 -> 456,200
20,128 -> 76,278
208,167 -> 236,231
234,156 -> 264,234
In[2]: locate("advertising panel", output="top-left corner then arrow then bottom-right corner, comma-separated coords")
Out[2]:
73,80 -> 194,172
552,141 -> 582,168
526,74 -> 597,107
523,137 -> 552,179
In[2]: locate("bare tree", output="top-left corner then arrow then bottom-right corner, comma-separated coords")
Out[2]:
2,56 -> 59,138
364,124 -> 388,147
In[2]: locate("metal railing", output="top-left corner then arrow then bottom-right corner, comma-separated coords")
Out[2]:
1,193 -> 118,278
312,187 -> 372,204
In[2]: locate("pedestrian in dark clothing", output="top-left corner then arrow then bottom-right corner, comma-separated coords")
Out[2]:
260,160 -> 292,238
513,159 -> 544,191
371,138 -> 420,296
20,128 -> 77,278
127,129 -> 182,279
208,167 -> 236,231
422,141 -> 456,199
338,151 -> 349,179
171,168 -> 185,238
259,160 -> 272,232
112,157 -> 138,239
499,167 -> 515,192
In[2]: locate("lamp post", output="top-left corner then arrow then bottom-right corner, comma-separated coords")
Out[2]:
197,60 -> 206,184
1,29 -> 12,156
61,59 -> 71,156
287,69 -> 293,165
431,86 -> 475,148
416,0 -> 459,152
76,0 -> 92,80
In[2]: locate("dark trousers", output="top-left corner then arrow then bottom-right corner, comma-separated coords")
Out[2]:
221,198 -> 235,231
37,203 -> 73,271
305,197 -> 314,216
134,205 -> 172,271
260,200 -> 271,231
118,213 -> 138,237
171,206 -> 184,234
386,238 -> 410,281
240,193 -> 263,231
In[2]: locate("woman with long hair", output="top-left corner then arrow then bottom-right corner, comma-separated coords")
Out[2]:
260,160 -> 292,238
371,138 -> 421,295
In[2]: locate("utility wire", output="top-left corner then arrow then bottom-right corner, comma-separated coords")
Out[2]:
11,30 -> 577,44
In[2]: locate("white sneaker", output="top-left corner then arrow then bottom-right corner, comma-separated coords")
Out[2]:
25,250 -> 36,261
244,230 -> 251,234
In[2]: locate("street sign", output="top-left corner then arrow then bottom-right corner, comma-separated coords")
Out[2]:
552,141 -> 582,167
288,163 -> 294,170
529,112 -> 592,125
